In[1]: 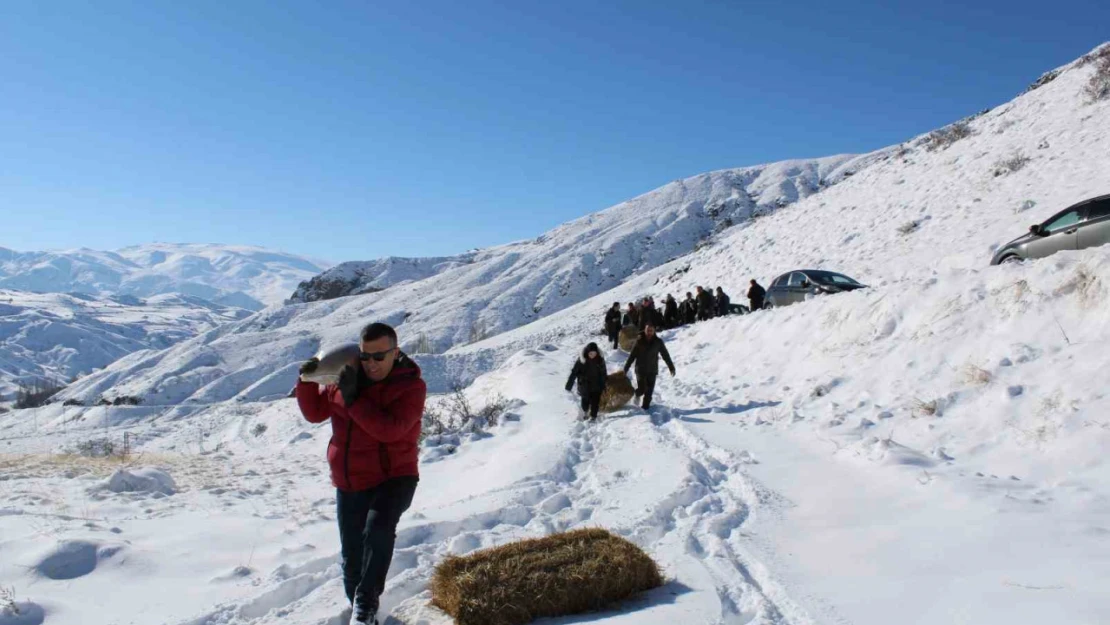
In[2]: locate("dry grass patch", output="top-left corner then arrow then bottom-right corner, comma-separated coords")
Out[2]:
962,365 -> 993,386
0,452 -> 194,480
431,528 -> 663,625
911,398 -> 939,417
617,326 -> 641,352
600,371 -> 634,412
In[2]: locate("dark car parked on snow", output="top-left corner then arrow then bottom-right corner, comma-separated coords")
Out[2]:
765,270 -> 866,308
991,194 -> 1110,265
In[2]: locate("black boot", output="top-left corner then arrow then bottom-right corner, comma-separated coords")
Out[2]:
352,598 -> 378,624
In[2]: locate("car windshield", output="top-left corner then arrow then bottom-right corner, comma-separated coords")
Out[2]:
807,271 -> 861,286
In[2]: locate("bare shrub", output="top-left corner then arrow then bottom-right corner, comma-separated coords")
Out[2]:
962,365 -> 993,386
0,585 -> 18,616
431,528 -> 663,625
911,398 -> 939,417
1024,68 -> 1061,93
922,120 -> 973,152
73,434 -> 132,460
992,152 -> 1031,177
1053,263 -> 1101,308
897,220 -> 920,235
1085,52 -> 1110,103
477,393 -> 510,427
1078,43 -> 1110,68
250,423 -> 267,437
422,385 -> 510,442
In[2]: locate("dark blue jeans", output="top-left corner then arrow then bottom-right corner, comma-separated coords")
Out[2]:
336,476 -> 419,613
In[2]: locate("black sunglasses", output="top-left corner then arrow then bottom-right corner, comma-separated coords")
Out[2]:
359,349 -> 395,362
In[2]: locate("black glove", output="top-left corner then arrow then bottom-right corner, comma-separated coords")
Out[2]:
337,365 -> 359,407
299,357 -> 319,376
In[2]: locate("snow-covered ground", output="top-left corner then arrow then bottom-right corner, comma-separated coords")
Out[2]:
2,44 -> 1110,625
0,290 -> 252,401
0,243 -> 329,311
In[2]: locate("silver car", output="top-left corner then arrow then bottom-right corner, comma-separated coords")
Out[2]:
991,194 -> 1110,265
765,270 -> 866,308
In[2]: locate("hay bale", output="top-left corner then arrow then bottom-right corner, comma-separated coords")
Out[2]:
617,325 -> 640,352
600,371 -> 634,413
431,528 -> 663,625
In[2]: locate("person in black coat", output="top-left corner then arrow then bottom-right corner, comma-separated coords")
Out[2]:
696,286 -> 715,321
604,302 -> 622,349
715,287 -> 731,317
747,279 -> 766,311
622,302 -> 640,329
663,295 -> 679,329
637,298 -> 655,331
681,292 -> 697,325
566,342 -> 608,421
623,324 -> 675,410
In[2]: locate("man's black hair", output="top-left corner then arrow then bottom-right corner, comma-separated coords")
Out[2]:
360,322 -> 398,347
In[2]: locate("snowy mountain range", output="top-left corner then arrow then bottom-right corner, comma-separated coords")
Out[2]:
0,289 -> 252,400
2,43 -> 1109,625
0,243 -> 329,311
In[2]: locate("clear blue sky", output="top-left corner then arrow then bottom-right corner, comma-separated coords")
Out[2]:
2,0 -> 1107,263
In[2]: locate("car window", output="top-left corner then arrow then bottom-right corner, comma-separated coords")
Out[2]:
787,272 -> 807,287
814,273 -> 860,286
1084,199 -> 1110,221
1044,210 -> 1081,233
771,275 -> 788,287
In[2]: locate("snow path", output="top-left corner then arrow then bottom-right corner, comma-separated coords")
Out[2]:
147,351 -> 809,625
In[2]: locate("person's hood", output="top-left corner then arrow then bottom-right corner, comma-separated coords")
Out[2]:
580,342 -> 604,363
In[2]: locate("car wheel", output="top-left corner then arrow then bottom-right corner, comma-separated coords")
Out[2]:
1001,255 -> 1024,265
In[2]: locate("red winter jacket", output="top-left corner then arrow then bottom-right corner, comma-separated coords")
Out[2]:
296,355 -> 426,492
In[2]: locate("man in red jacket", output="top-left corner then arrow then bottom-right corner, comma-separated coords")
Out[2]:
296,322 -> 425,625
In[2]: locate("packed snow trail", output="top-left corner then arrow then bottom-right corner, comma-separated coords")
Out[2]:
154,348 -> 810,625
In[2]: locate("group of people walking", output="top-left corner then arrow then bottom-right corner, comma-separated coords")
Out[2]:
565,324 -> 676,419
569,279 -> 768,421
601,280 -> 766,350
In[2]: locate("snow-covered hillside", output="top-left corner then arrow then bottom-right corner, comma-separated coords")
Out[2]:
0,243 -> 329,311
0,289 -> 252,401
289,256 -> 477,303
2,44 -> 1110,625
287,154 -> 879,309
54,157 -> 886,405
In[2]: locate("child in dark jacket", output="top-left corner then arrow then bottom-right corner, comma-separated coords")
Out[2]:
565,342 -> 608,421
